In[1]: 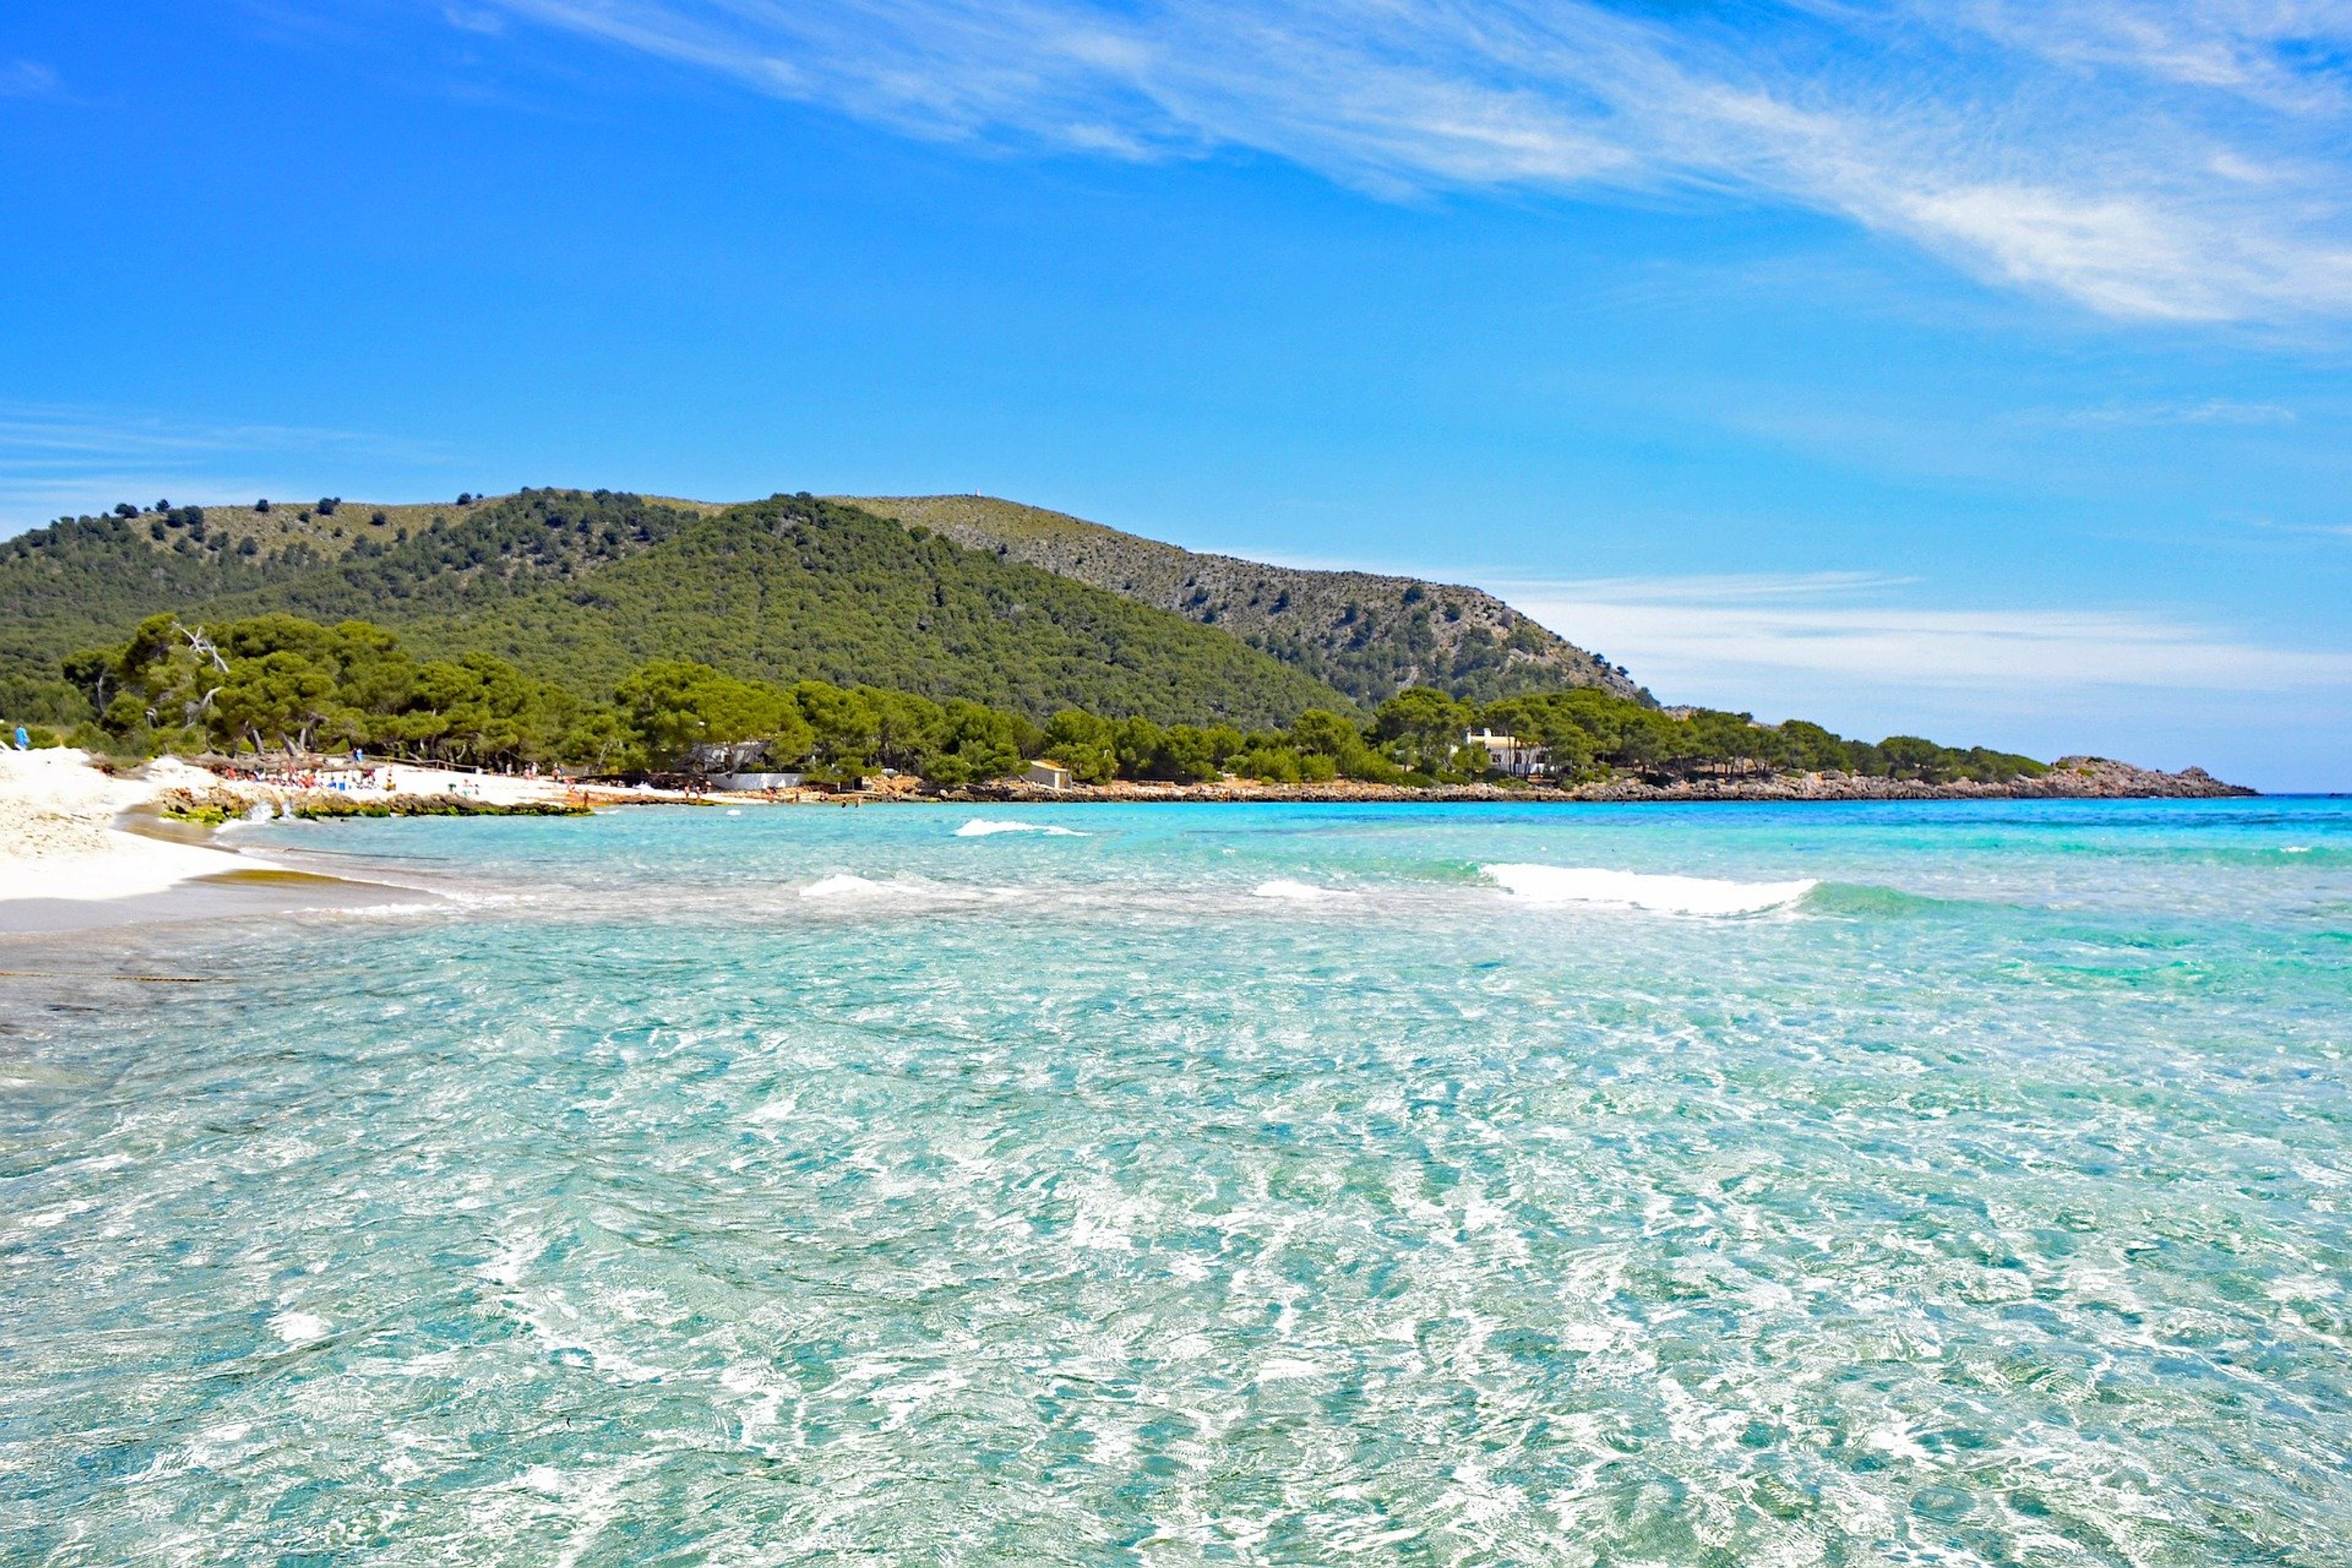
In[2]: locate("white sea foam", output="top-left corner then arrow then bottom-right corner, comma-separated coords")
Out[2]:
800,874 -> 895,899
2282,845 -> 2312,854
955,819 -> 1087,837
797,873 -> 1023,908
270,1311 -> 331,1345
318,900 -> 448,920
481,1231 -> 540,1289
1251,878 -> 1343,902
1483,862 -> 1817,916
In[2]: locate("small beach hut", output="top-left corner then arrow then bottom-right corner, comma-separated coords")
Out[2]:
1023,760 -> 1073,791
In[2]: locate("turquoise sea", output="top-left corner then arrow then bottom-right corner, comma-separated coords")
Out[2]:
3,799 -> 2349,1566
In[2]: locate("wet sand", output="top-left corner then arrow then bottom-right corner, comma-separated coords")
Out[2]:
0,864 -> 435,936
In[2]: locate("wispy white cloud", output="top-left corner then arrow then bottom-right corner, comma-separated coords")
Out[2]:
1490,570 -> 2352,699
1932,2 -> 2352,116
2239,514 -> 2352,540
468,0 -> 2352,323
2039,398 -> 2299,427
0,403 -> 447,527
0,59 -> 61,98
1473,567 -> 2352,787
1521,570 -> 1919,603
442,6 -> 509,36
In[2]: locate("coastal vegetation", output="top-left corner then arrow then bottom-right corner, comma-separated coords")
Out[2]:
0,491 -> 1348,730
41,611 -> 2047,790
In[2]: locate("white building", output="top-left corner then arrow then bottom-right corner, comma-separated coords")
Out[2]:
1464,728 -> 1548,778
1024,760 -> 1074,790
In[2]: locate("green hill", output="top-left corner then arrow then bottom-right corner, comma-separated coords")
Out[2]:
0,491 -> 1349,729
838,494 -> 1644,706
0,496 -> 502,671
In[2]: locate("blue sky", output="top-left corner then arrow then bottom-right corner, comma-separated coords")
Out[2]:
4,2 -> 2350,788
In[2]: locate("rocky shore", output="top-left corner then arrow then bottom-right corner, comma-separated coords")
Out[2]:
938,756 -> 2253,805
154,783 -> 589,822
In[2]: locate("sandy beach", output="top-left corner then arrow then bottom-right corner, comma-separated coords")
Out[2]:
0,748 -> 285,905
0,749 -> 741,931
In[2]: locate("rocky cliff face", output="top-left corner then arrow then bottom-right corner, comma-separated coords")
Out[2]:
839,495 -> 1645,709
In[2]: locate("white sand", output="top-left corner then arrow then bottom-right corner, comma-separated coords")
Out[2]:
0,749 -> 279,903
364,762 -> 576,805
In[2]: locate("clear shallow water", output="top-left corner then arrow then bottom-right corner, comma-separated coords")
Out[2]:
2,799 -> 2348,1566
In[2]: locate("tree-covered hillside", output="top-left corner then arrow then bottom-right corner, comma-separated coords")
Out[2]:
197,489 -> 693,627
839,494 -> 1645,707
0,491 -> 1351,729
1,486 -> 1658,726
394,496 -> 1349,725
0,494 -> 533,685
61,610 -> 2049,794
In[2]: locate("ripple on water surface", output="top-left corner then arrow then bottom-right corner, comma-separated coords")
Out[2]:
1,799 -> 2348,1565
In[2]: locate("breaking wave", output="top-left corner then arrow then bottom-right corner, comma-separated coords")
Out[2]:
954,819 -> 1088,838
1251,879 -> 1344,902
799,874 -> 897,899
796,873 -> 1031,909
1483,862 -> 1818,916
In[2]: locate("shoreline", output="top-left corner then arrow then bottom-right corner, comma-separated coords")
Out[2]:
929,756 -> 2252,806
1,750 -> 289,909
0,864 -> 433,936
0,746 -> 2275,937
0,750 -> 443,925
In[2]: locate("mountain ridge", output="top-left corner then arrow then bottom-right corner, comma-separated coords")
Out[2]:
836,494 -> 1644,708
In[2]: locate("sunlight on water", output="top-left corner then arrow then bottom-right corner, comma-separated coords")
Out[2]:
2,799 -> 2347,1564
